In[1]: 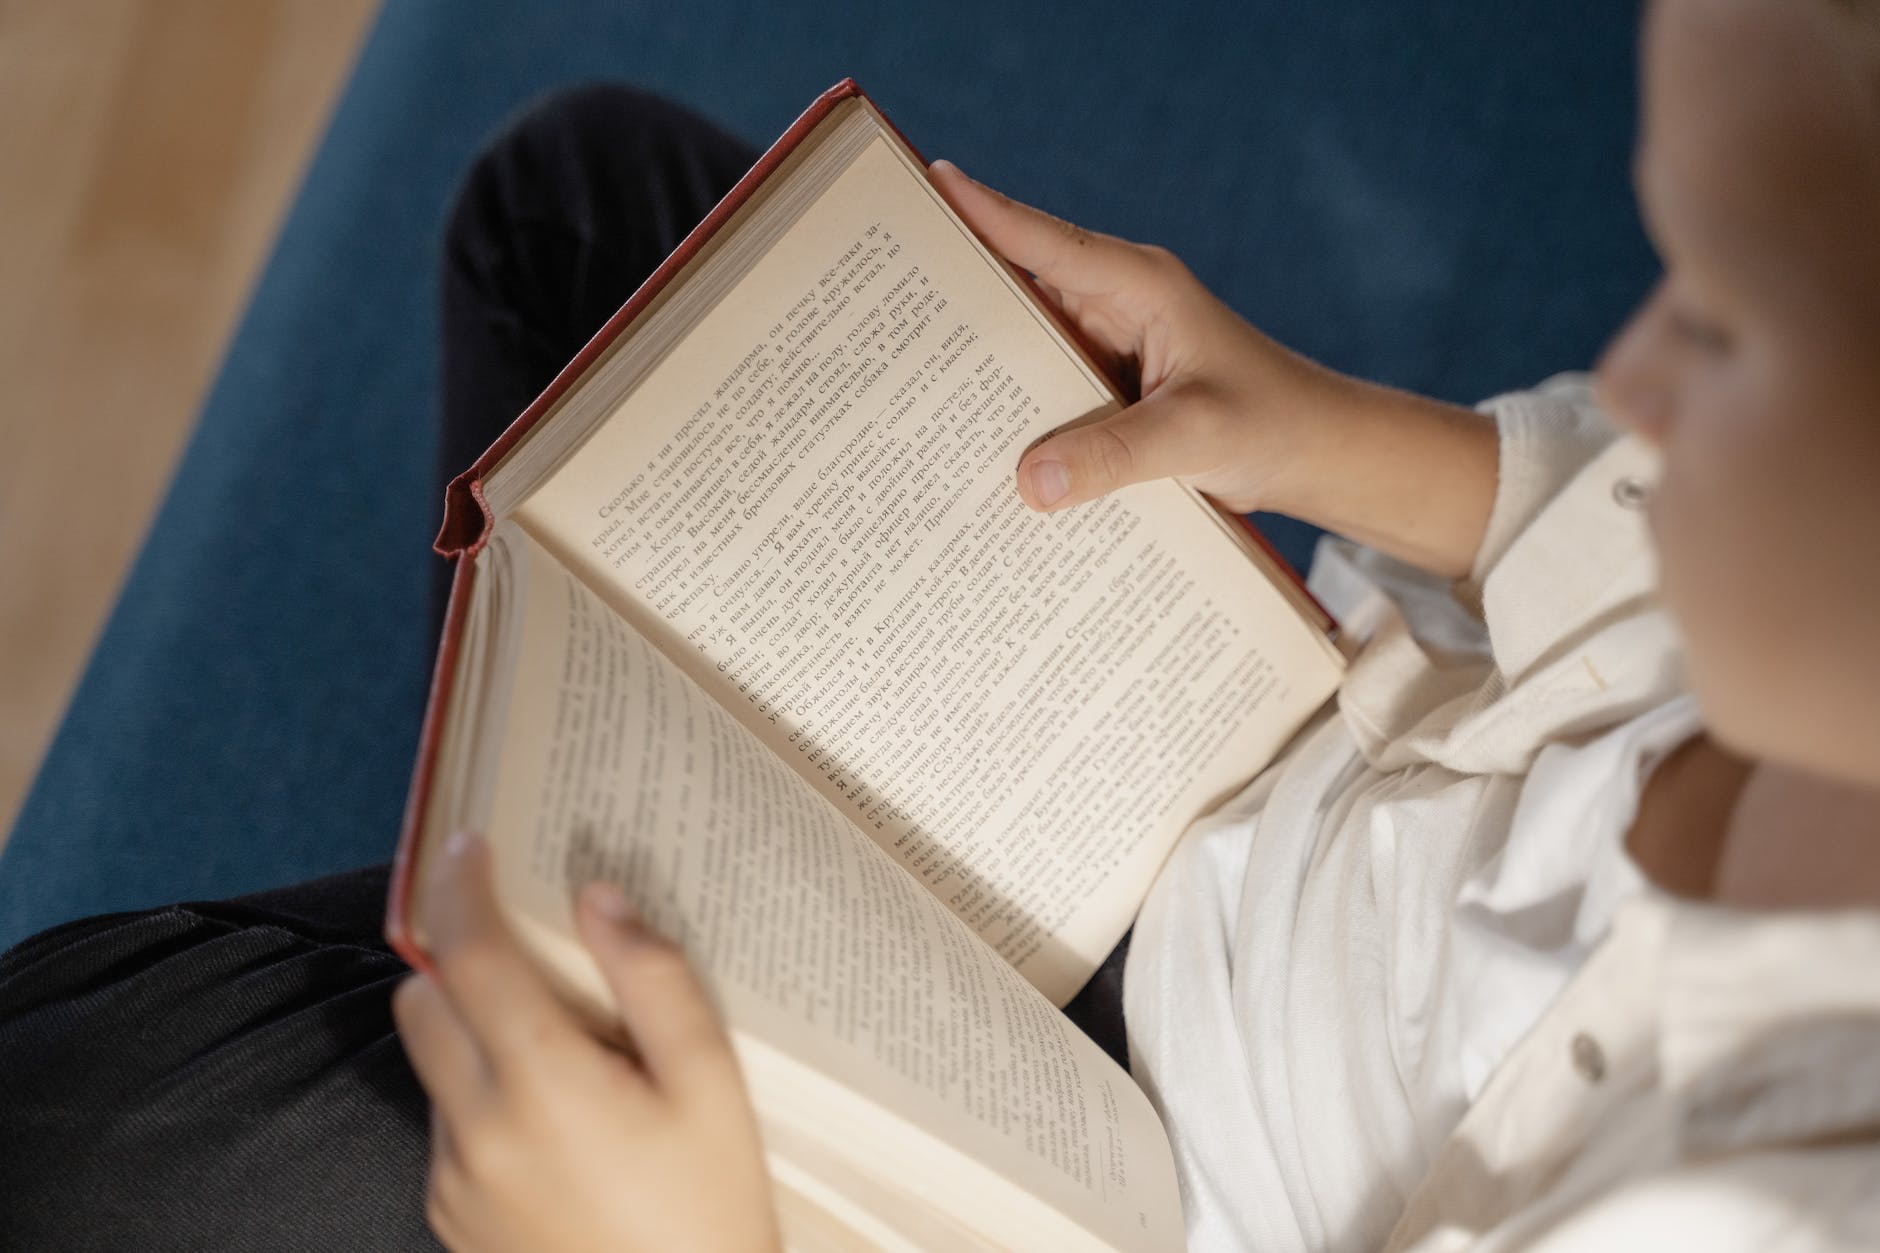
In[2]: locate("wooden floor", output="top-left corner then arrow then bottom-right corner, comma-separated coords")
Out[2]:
0,0 -> 378,850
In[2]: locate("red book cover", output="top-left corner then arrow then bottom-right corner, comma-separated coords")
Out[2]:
386,79 -> 871,970
385,78 -> 1328,969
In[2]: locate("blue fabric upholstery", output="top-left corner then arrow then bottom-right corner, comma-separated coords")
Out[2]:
0,0 -> 1655,949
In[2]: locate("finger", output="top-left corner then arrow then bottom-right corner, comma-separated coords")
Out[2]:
424,1116 -> 476,1253
421,832 -> 588,1070
392,972 -> 488,1114
574,883 -> 743,1101
430,1102 -> 460,1173
420,1096 -> 480,1252
1016,387 -> 1213,511
928,159 -> 1159,296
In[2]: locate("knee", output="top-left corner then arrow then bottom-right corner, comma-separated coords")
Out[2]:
444,82 -> 743,259
501,82 -> 691,156
0,908 -> 428,1246
0,910 -> 213,1237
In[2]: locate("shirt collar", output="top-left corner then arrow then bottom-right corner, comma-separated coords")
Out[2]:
1649,897 -> 1880,1155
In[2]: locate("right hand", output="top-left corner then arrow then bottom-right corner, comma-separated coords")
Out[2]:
928,159 -> 1349,516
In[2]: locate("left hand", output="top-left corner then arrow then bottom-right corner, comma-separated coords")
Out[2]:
391,832 -> 781,1253
928,159 -> 1501,578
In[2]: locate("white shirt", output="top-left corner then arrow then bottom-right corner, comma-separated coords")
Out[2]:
1123,374 -> 1880,1250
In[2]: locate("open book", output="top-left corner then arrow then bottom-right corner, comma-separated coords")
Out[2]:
388,80 -> 1345,1252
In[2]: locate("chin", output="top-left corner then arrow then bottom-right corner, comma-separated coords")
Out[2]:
1692,666 -> 1878,783
1678,649 -> 1766,764
1695,702 -> 1761,765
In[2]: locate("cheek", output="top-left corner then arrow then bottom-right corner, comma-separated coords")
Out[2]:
1648,352 -> 1789,736
1651,351 -> 1880,767
1648,395 -> 1772,725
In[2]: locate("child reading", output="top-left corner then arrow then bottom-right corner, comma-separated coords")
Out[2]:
392,1 -> 1880,1247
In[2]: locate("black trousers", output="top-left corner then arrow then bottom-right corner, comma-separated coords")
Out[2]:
0,85 -> 1128,1251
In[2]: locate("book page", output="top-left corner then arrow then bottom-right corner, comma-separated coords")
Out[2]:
456,522 -> 1181,1251
514,132 -> 1342,1004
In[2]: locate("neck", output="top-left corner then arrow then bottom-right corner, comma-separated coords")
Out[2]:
1715,757 -> 1880,910
1627,735 -> 1880,910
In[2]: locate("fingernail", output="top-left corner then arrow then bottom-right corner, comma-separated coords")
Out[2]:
585,882 -> 638,927
931,158 -> 963,179
446,830 -> 478,859
1031,459 -> 1070,507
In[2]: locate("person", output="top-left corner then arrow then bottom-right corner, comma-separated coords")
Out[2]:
3,0 -> 1876,1250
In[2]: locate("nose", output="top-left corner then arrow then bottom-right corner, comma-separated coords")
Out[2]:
1595,281 -> 1676,447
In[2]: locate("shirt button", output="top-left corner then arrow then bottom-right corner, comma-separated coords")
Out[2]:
1612,477 -> 1650,509
1570,1032 -> 1607,1083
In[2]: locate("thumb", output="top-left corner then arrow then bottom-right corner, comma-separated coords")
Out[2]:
575,883 -> 739,1100
1016,388 -> 1206,511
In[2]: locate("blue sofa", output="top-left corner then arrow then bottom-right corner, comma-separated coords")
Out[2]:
0,0 -> 1654,948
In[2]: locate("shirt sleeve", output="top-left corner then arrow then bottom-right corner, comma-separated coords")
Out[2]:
1467,372 -> 1668,689
1461,371 -> 1626,596
1334,371 -> 1682,775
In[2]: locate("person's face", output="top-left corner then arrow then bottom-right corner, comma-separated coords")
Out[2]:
1597,0 -> 1880,784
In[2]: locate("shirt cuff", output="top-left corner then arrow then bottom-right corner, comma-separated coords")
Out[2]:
1460,372 -> 1622,601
